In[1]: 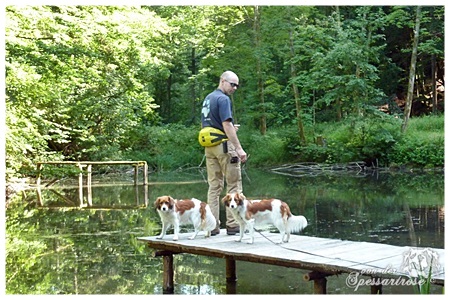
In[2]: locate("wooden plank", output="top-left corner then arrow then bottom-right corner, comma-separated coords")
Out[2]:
344,245 -> 407,267
257,239 -> 382,266
306,240 -> 378,256
297,242 -> 405,271
258,233 -> 344,250
160,231 -> 307,255
279,241 -> 357,261
318,243 -> 400,264
137,233 -> 445,286
148,230 -> 237,245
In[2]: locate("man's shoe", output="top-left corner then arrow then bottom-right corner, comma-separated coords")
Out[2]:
226,226 -> 239,235
210,228 -> 220,236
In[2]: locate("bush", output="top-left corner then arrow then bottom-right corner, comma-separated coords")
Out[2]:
124,124 -> 204,171
239,129 -> 292,167
407,114 -> 444,131
293,144 -> 330,163
388,115 -> 444,168
389,133 -> 444,168
291,118 -> 400,166
286,115 -> 443,168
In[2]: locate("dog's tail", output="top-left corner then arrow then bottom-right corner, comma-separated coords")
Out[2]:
200,202 -> 217,231
288,215 -> 307,233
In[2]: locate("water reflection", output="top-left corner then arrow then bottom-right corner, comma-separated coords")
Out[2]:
6,168 -> 445,294
36,181 -> 149,209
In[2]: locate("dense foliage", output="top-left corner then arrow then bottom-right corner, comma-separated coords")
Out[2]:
5,6 -> 444,179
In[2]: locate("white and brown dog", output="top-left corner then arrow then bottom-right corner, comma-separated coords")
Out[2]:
222,193 -> 307,244
154,196 -> 216,241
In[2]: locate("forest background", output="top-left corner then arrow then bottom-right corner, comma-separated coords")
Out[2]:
4,5 -> 445,181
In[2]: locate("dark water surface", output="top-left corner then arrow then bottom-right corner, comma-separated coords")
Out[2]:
6,168 -> 444,294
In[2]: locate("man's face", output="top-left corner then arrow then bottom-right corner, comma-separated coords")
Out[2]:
222,77 -> 239,95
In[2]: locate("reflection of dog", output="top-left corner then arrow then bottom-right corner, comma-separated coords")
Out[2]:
154,196 -> 216,241
222,193 -> 307,244
400,247 -> 441,277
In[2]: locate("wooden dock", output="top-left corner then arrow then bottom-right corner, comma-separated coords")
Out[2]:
138,230 -> 444,294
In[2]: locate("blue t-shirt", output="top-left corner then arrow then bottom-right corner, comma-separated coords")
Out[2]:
201,89 -> 233,132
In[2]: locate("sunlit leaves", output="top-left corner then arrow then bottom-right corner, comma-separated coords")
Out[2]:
6,6 -> 167,170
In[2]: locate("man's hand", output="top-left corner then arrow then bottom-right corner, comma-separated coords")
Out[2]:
223,120 -> 246,163
237,148 -> 247,163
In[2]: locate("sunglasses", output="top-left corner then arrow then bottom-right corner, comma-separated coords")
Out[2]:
225,80 -> 239,89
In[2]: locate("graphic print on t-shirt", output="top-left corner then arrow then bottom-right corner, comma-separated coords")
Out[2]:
202,97 -> 210,119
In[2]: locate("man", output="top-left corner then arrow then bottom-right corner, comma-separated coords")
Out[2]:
200,70 -> 248,235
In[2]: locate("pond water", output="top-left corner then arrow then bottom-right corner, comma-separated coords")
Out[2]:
5,167 -> 444,295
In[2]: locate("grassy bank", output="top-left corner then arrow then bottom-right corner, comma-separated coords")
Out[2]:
131,115 -> 444,171
6,115 -> 444,180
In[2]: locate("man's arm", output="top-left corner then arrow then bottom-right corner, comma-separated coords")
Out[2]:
222,120 -> 247,163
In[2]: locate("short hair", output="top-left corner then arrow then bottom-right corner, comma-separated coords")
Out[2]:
220,70 -> 238,81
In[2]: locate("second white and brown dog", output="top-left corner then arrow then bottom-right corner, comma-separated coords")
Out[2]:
154,196 -> 216,240
222,193 -> 307,244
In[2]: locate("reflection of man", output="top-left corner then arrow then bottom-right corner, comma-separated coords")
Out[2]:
200,70 -> 247,236
400,248 -> 440,277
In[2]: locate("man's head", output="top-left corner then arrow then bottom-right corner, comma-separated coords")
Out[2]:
219,71 -> 239,95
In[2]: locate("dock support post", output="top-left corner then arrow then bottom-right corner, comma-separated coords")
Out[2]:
304,271 -> 327,294
371,277 -> 382,294
225,257 -> 237,294
225,257 -> 237,282
162,254 -> 174,294
155,250 -> 175,294
314,277 -> 327,294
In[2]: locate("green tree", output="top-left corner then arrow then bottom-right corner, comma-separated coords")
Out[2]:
402,6 -> 421,133
145,6 -> 245,125
6,6 -> 165,175
301,6 -> 386,121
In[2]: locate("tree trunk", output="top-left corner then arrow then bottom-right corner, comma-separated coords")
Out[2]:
432,54 -> 437,114
289,25 -> 306,144
254,6 -> 266,135
166,73 -> 172,121
402,6 -> 421,133
190,47 -> 197,124
336,99 -> 342,121
334,6 -> 343,122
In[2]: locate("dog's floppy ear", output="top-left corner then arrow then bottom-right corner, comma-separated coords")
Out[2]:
221,194 -> 230,203
154,196 -> 162,208
238,192 -> 246,200
168,196 -> 176,208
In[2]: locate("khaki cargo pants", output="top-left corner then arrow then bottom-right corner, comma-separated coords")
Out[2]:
205,141 -> 242,228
